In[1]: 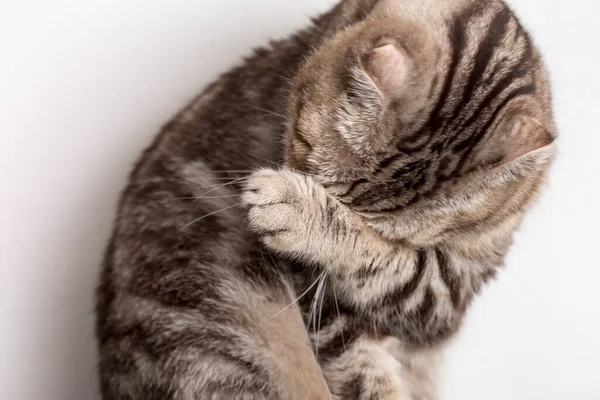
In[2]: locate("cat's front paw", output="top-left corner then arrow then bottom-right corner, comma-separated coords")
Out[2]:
241,168 -> 323,257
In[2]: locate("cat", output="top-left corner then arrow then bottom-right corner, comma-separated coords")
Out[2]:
96,0 -> 556,399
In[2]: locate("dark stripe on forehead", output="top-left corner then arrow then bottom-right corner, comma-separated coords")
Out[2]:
425,4 -> 489,122
453,30 -> 534,151
431,3 -> 483,123
456,82 -> 536,173
452,54 -> 534,173
448,6 -> 512,127
384,2 -> 487,163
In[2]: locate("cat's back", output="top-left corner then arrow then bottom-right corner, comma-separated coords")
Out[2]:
93,9 -> 342,398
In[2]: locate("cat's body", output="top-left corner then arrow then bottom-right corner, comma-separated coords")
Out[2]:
96,0 -> 556,399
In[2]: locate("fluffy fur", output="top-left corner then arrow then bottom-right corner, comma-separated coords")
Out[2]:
96,0 -> 556,399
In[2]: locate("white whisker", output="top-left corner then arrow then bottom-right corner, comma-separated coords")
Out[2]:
131,177 -> 190,185
174,194 -> 240,200
209,170 -> 255,174
247,104 -> 287,120
246,152 -> 281,168
308,274 -> 327,360
193,177 -> 248,202
183,203 -> 241,228
132,177 -> 246,191
291,169 -> 318,178
332,284 -> 346,351
277,74 -> 294,84
373,321 -> 379,341
265,271 -> 326,321
204,177 -> 251,181
191,181 -> 245,190
315,278 -> 326,360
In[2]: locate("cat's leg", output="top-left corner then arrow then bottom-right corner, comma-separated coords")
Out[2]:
319,333 -> 408,400
312,316 -> 439,400
241,168 -> 461,331
99,277 -> 330,400
241,168 -> 456,398
241,169 -> 419,398
240,168 -> 417,307
250,293 -> 333,400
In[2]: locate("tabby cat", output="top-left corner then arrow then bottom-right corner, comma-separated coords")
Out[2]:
96,0 -> 556,399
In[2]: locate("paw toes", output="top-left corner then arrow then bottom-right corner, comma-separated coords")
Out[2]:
247,203 -> 296,232
241,169 -> 293,207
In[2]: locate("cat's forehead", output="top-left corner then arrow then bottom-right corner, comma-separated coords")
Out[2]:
377,0 -> 491,19
371,0 -> 510,43
290,0 -> 523,122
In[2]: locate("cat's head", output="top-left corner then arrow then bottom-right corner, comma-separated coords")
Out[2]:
284,0 -> 556,245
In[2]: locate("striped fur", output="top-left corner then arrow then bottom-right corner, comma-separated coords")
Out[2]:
245,0 -> 556,398
97,0 -> 555,399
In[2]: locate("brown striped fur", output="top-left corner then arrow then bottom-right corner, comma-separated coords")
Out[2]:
244,0 -> 555,398
97,0 -> 555,399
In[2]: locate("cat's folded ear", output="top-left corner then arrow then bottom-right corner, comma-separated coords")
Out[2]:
469,111 -> 556,175
360,42 -> 410,102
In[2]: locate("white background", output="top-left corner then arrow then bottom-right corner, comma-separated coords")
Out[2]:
1,0 -> 598,399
